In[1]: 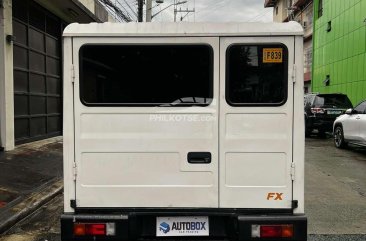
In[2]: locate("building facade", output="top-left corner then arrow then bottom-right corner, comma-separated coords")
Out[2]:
312,0 -> 366,105
0,0 -> 115,151
265,0 -> 313,93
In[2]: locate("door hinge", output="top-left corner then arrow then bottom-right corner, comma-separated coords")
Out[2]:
72,162 -> 77,181
71,64 -> 75,83
292,64 -> 296,83
291,162 -> 295,180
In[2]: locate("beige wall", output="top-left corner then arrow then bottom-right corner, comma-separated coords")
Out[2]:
78,0 -> 95,13
79,0 -> 116,22
0,0 -> 14,150
293,2 -> 313,81
303,2 -> 313,37
304,39 -> 312,74
273,0 -> 289,22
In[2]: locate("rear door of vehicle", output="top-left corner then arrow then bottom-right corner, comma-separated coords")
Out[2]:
342,114 -> 360,141
219,37 -> 295,209
72,37 -> 219,208
353,101 -> 366,142
343,101 -> 366,141
359,102 -> 366,143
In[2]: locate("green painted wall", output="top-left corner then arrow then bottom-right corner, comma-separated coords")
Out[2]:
312,0 -> 366,105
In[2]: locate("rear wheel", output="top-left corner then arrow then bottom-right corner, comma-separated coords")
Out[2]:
334,126 -> 347,148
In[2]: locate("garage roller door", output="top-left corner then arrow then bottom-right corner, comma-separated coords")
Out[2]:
13,0 -> 63,144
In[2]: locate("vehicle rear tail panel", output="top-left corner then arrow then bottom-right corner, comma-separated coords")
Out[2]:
61,22 -> 307,241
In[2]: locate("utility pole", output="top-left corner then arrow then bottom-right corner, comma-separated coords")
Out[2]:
150,1 -> 186,22
174,7 -> 195,22
146,0 -> 152,22
173,0 -> 177,22
138,0 -> 143,22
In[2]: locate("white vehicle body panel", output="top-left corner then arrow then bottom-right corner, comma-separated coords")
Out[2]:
219,37 -> 295,209
72,37 -> 219,208
63,22 -> 304,38
335,100 -> 366,144
360,114 -> 366,142
63,22 -> 304,213
342,114 -> 361,141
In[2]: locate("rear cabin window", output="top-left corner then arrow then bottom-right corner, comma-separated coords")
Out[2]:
226,44 -> 288,106
313,95 -> 353,109
79,45 -> 213,106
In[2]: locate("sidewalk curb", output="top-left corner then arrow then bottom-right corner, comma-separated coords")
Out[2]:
0,180 -> 63,234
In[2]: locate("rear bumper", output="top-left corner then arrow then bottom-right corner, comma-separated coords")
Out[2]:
61,211 -> 307,241
306,117 -> 335,132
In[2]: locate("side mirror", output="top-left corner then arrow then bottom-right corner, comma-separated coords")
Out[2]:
345,108 -> 353,115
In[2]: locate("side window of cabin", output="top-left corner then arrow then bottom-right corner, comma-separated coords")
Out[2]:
226,44 -> 288,106
79,45 -> 213,106
354,101 -> 366,114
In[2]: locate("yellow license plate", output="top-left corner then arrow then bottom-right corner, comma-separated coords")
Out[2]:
263,48 -> 283,63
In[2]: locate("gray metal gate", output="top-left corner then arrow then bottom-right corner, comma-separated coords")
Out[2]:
13,0 -> 63,144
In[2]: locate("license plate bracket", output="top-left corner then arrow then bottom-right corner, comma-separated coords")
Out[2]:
156,216 -> 209,237
327,110 -> 342,115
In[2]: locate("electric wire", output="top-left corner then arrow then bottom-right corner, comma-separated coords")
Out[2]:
98,0 -> 133,22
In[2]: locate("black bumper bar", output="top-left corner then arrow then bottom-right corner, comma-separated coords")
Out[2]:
61,211 -> 307,241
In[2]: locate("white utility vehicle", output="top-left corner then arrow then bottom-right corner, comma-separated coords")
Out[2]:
61,22 -> 307,241
334,99 -> 366,148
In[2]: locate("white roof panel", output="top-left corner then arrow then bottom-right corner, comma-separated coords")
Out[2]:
63,22 -> 303,37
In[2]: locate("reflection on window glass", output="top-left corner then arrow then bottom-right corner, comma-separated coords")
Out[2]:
226,44 -> 288,106
354,101 -> 366,114
314,95 -> 352,109
80,45 -> 213,106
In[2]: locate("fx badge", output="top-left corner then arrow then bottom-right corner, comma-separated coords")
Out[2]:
267,192 -> 283,200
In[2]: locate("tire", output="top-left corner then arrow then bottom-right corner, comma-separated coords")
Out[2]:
334,126 -> 347,148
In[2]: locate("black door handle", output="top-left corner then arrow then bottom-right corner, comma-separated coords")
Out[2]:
187,152 -> 211,164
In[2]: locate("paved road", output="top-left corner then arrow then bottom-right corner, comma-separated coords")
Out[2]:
1,138 -> 366,241
0,194 -> 62,241
305,137 -> 366,235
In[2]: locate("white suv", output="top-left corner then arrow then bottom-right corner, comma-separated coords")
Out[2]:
333,100 -> 366,148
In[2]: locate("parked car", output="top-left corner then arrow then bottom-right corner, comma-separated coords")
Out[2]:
304,93 -> 353,137
333,99 -> 366,148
